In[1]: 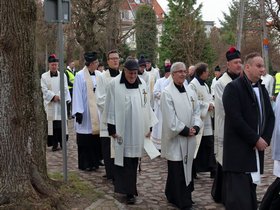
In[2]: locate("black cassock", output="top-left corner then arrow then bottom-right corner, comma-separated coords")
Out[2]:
76,133 -> 100,170
259,177 -> 280,210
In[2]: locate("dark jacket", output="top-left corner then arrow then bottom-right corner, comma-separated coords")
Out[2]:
222,74 -> 275,173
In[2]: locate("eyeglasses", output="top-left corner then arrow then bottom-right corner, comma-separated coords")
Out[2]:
173,70 -> 187,74
109,57 -> 120,61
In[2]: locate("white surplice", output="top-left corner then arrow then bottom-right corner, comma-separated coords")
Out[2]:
72,67 -> 102,134
146,67 -> 160,108
210,77 -> 218,98
161,82 -> 202,186
41,70 -> 70,135
261,73 -> 274,97
103,74 -> 158,166
95,69 -> 116,137
189,77 -> 214,156
151,76 -> 169,149
213,72 -> 232,165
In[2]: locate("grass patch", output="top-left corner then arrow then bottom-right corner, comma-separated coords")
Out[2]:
48,172 -> 104,208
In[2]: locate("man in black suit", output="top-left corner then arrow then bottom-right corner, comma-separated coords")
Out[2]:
222,52 -> 275,210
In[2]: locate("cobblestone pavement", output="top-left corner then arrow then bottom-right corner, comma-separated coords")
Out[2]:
47,120 -> 275,210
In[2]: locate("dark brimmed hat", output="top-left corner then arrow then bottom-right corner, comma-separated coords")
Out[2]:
214,65 -> 221,71
124,59 -> 139,71
84,52 -> 98,63
138,55 -> 146,67
145,58 -> 151,63
226,47 -> 241,61
48,54 -> 59,63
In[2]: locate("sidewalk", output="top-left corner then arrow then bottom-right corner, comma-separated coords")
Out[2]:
47,120 -> 275,209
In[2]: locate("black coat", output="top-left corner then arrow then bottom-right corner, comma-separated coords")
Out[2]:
222,74 -> 275,173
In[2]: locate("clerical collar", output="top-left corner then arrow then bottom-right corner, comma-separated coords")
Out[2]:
50,71 -> 58,77
174,82 -> 186,93
227,70 -> 240,80
89,70 -> 95,76
120,71 -> 142,89
251,79 -> 261,88
252,83 -> 259,88
244,73 -> 261,88
108,68 -> 120,77
195,76 -> 205,85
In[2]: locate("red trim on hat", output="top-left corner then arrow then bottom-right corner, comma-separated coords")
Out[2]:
228,47 -> 236,53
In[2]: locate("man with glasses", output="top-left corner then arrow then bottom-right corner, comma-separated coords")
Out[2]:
161,62 -> 202,210
96,50 -> 120,180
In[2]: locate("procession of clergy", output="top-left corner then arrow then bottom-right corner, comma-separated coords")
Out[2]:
41,47 -> 280,210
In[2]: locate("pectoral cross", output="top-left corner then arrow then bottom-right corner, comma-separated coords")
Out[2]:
190,96 -> 194,110
143,89 -> 147,105
184,154 -> 188,164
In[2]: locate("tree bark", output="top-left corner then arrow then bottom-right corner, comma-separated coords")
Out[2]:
0,1 -> 58,208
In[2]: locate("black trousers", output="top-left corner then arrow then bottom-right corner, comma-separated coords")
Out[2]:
67,89 -> 73,117
47,121 -> 68,148
260,177 -> 280,210
211,163 -> 226,204
195,135 -> 216,172
114,157 -> 139,196
165,160 -> 193,209
224,172 -> 257,210
76,133 -> 100,170
101,137 -> 114,179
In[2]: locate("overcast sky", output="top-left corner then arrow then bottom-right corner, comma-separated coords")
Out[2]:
158,0 -> 232,27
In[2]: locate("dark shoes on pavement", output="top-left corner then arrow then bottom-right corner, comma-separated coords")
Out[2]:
210,170 -> 216,179
52,146 -> 60,152
98,160 -> 105,166
126,194 -> 136,205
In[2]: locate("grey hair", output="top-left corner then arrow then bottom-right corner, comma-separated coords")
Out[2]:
170,62 -> 186,73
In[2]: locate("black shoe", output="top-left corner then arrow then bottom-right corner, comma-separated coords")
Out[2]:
210,170 -> 216,178
99,160 -> 104,166
85,166 -> 98,172
52,146 -> 59,152
126,194 -> 136,205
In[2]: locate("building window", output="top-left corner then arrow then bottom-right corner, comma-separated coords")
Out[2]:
121,11 -> 130,20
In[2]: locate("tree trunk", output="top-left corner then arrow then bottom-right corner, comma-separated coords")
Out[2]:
0,1 -> 58,208
105,0 -> 121,51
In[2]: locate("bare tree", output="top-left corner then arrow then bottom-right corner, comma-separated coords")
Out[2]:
266,0 -> 280,31
0,1 -> 59,208
71,0 -> 112,52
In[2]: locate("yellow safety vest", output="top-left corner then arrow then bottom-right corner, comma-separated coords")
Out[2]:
275,72 -> 280,94
66,69 -> 75,89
